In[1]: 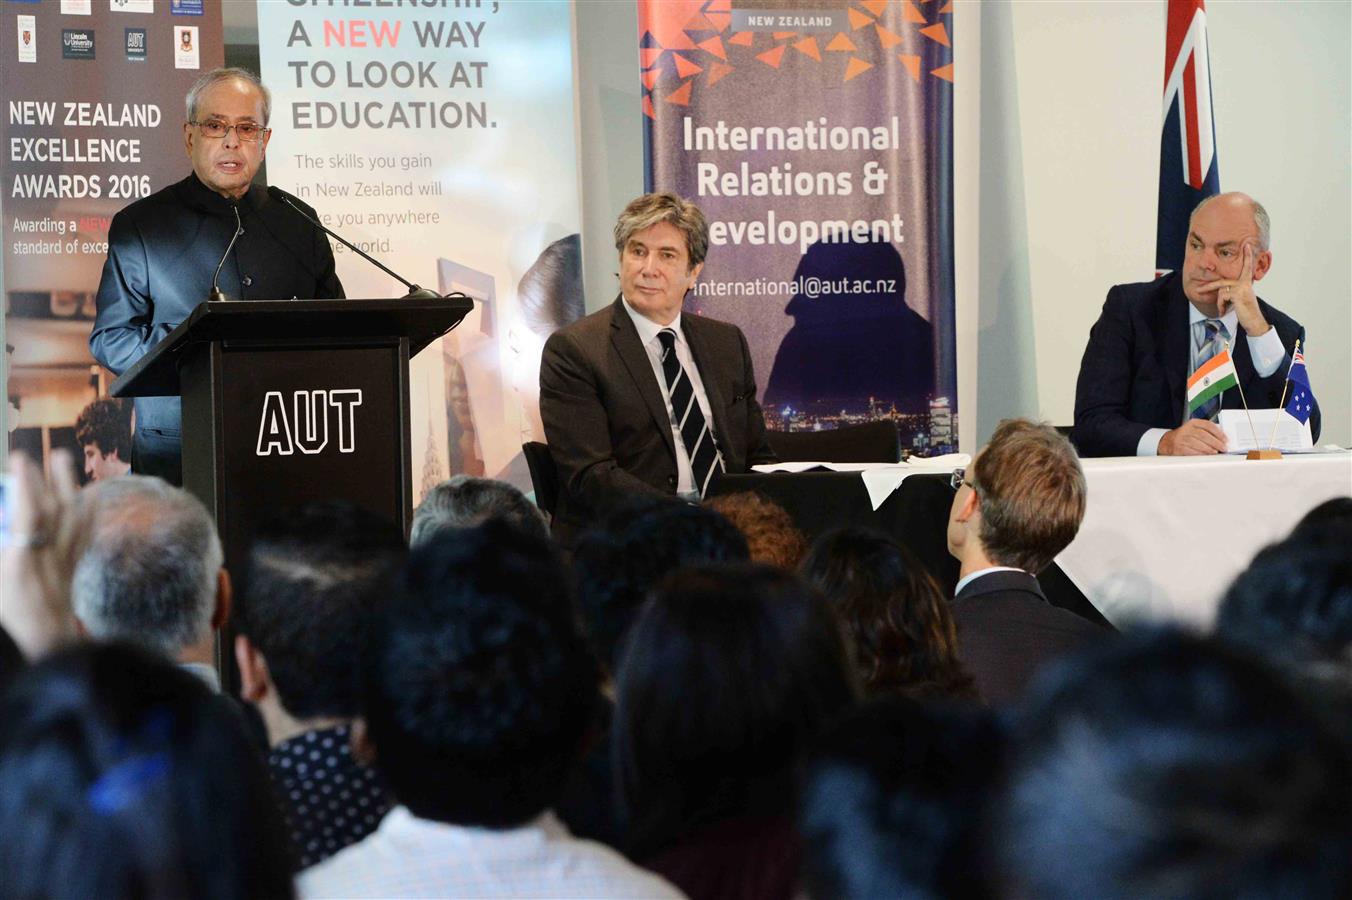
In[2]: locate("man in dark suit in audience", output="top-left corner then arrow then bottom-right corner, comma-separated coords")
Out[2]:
1072,192 -> 1317,457
539,192 -> 776,545
946,419 -> 1107,705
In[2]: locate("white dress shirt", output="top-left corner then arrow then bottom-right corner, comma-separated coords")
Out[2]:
622,297 -> 717,499
1137,303 -> 1286,456
298,806 -> 683,899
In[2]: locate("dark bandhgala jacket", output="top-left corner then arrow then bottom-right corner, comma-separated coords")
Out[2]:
91,173 -> 343,482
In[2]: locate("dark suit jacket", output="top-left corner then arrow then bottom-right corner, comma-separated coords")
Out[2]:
539,297 -> 776,543
1072,272 -> 1318,458
951,569 -> 1108,706
91,173 -> 343,480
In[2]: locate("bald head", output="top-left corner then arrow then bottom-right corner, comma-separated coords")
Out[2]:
1189,192 -> 1270,251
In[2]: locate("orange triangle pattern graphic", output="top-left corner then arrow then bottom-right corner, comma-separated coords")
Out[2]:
874,23 -> 903,49
673,53 -> 704,78
938,0 -> 954,12
844,57 -> 873,81
772,31 -> 797,40
708,61 -> 735,86
861,0 -> 888,15
757,44 -> 787,67
707,0 -> 731,10
642,94 -> 656,119
898,54 -> 921,82
901,0 -> 927,24
639,47 -> 665,68
920,22 -> 950,47
728,30 -> 754,47
793,36 -> 822,61
642,67 -> 662,90
825,32 -> 856,52
931,62 -> 954,82
697,35 -> 727,60
666,80 -> 693,106
847,7 -> 873,30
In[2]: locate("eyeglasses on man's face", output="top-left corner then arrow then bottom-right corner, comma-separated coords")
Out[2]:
190,119 -> 270,142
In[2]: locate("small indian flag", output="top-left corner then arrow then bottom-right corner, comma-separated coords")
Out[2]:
1187,348 -> 1238,415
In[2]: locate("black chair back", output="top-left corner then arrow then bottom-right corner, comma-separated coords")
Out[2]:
765,420 -> 902,464
522,441 -> 560,516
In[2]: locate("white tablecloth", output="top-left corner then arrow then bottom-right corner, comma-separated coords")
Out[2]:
1055,453 -> 1352,629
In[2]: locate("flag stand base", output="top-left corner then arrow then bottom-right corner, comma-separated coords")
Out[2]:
1246,449 -> 1283,460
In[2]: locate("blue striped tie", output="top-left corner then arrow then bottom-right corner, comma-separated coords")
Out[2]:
657,328 -> 724,497
1190,318 -> 1228,421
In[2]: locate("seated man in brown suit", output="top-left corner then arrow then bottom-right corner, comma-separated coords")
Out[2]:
539,193 -> 775,544
945,419 -> 1109,705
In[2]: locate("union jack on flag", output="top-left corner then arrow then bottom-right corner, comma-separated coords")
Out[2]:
1283,347 -> 1317,426
1156,0 -> 1220,274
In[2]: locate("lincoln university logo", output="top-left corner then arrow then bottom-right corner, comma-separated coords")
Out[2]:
256,390 -> 363,456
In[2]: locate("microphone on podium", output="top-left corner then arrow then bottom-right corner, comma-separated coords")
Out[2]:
266,185 -> 442,300
208,203 -> 244,302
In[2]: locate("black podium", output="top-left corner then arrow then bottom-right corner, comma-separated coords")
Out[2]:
110,297 -> 471,579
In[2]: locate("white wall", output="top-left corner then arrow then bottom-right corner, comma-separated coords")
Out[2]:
574,0 -> 1351,450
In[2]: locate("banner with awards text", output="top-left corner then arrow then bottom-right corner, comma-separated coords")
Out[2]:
639,0 -> 956,452
258,0 -> 582,501
1,0 -> 222,469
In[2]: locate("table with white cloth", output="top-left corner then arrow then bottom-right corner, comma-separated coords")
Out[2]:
1057,453 -> 1352,629
715,452 -> 1351,630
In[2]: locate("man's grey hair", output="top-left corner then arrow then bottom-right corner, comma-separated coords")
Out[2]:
1191,192 -> 1271,251
410,475 -> 548,547
185,67 -> 271,125
70,476 -> 223,657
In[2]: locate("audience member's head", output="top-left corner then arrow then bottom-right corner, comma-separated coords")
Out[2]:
69,476 -> 227,661
799,695 -> 1005,900
0,625 -> 23,694
517,233 -> 584,339
613,563 -> 858,857
1288,496 -> 1352,547
705,491 -> 808,570
361,520 -> 599,828
410,475 -> 548,547
802,526 -> 978,700
1217,539 -> 1352,668
234,502 -> 406,740
0,642 -> 294,899
572,496 -> 748,673
998,628 -> 1352,899
948,418 -> 1085,575
74,397 -> 132,482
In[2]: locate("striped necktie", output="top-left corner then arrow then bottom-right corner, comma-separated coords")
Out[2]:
1190,318 -> 1228,420
657,328 -> 724,497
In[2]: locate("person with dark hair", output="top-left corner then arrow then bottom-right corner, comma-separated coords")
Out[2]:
1289,495 -> 1352,545
540,192 -> 776,545
572,495 -> 749,674
410,474 -> 548,547
1217,539 -> 1352,668
233,502 -> 405,869
998,628 -> 1352,899
798,695 -> 1005,900
946,418 -> 1108,704
705,491 -> 808,570
0,624 -> 23,693
0,642 -> 295,899
613,563 -> 859,900
299,521 -> 678,897
802,526 -> 978,701
74,396 -> 133,482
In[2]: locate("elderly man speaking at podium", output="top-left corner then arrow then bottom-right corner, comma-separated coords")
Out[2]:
1073,192 -> 1319,457
91,67 -> 343,486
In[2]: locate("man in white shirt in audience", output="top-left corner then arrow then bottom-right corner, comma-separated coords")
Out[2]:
299,520 -> 680,898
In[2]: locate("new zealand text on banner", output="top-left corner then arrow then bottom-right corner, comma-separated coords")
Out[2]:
639,0 -> 956,453
258,1 -> 582,499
